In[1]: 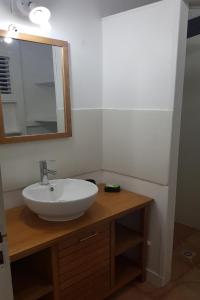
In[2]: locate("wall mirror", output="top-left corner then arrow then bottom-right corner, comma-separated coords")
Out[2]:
0,30 -> 71,143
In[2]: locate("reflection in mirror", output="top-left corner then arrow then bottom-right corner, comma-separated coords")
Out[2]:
0,37 -> 69,139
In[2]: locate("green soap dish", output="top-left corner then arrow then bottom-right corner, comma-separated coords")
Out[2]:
104,184 -> 121,193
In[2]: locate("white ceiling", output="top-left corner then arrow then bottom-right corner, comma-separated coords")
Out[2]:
100,0 -> 200,17
100,0 -> 161,17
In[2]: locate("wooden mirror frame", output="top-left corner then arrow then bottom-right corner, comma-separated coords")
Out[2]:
0,30 -> 72,144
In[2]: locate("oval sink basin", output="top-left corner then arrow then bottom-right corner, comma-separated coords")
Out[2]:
22,179 -> 98,222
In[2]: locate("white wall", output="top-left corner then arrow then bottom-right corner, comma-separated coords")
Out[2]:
103,110 -> 172,185
1,0 -> 153,193
102,0 -> 188,285
102,0 -> 182,185
0,0 -> 163,193
1,110 -> 102,191
103,3 -> 177,111
176,33 -> 200,230
0,0 -> 103,193
163,0 -> 188,282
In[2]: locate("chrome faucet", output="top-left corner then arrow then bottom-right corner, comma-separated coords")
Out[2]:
40,160 -> 56,185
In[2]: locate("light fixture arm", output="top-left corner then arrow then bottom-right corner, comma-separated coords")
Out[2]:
16,0 -> 34,16
10,0 -> 14,14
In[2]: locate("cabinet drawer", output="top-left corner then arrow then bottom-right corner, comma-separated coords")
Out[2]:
57,223 -> 110,299
61,267 -> 110,300
59,223 -> 110,253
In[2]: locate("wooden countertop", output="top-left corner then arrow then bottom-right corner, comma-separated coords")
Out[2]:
6,185 -> 152,262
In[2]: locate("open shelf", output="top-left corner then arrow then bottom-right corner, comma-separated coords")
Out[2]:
115,256 -> 142,288
115,224 -> 143,256
12,263 -> 53,300
11,248 -> 53,300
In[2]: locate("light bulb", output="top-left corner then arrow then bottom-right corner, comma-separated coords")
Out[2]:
29,6 -> 51,25
4,37 -> 13,44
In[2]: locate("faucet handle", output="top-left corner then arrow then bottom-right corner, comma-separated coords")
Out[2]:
46,160 -> 56,175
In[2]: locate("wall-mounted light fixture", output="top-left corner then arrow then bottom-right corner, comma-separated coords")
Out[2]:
4,37 -> 13,44
15,0 -> 51,26
29,6 -> 51,25
4,24 -> 18,44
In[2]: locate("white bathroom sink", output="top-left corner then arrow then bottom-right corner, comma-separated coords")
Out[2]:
22,179 -> 98,222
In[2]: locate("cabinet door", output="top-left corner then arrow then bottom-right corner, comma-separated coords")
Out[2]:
57,223 -> 110,300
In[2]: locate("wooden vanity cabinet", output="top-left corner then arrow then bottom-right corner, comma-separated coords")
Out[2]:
7,186 -> 152,300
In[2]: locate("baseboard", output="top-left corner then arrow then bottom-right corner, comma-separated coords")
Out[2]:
146,268 -> 163,287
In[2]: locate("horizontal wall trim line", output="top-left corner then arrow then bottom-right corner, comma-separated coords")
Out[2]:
71,108 -> 173,112
3,170 -> 103,193
73,169 -> 102,177
103,108 -> 173,112
102,169 -> 168,187
72,108 -> 102,111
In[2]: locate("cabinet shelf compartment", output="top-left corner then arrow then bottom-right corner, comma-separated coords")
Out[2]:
115,224 -> 143,256
115,255 -> 142,288
11,248 -> 53,300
